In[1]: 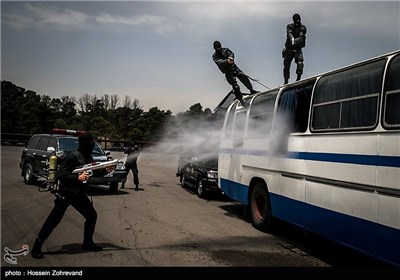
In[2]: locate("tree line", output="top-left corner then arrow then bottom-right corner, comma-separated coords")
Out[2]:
1,80 -> 217,142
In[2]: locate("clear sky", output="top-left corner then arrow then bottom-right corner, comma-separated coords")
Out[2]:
2,0 -> 399,115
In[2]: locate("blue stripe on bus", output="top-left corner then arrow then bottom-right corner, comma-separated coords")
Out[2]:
219,178 -> 400,266
274,193 -> 400,267
219,148 -> 400,168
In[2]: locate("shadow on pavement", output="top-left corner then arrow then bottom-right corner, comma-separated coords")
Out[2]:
218,204 -> 391,267
45,243 -> 130,256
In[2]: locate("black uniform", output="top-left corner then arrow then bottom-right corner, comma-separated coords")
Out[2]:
212,41 -> 258,106
31,133 -> 103,259
121,145 -> 140,191
283,13 -> 307,84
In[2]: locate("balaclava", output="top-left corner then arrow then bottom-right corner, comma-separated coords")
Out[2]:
78,133 -> 95,156
213,41 -> 222,50
293,13 -> 301,26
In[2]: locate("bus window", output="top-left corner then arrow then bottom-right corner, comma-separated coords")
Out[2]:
248,91 -> 278,136
383,54 -> 400,129
276,84 -> 313,133
223,103 -> 236,138
294,85 -> 313,132
311,59 -> 386,132
233,111 -> 247,148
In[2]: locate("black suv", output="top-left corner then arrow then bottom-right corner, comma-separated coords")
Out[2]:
19,129 -> 128,192
176,152 -> 220,198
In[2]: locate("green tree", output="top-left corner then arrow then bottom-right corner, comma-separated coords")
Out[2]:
1,80 -> 212,142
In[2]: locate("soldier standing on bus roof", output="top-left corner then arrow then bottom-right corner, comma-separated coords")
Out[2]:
212,40 -> 259,107
282,13 -> 307,84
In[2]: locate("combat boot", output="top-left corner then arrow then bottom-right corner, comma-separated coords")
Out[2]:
31,238 -> 44,259
81,239 -> 102,251
239,99 -> 249,107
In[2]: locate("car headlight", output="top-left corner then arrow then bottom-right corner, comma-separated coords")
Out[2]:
116,160 -> 126,170
207,170 -> 218,179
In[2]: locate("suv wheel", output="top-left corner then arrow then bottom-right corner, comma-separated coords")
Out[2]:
23,163 -> 37,185
197,179 -> 205,198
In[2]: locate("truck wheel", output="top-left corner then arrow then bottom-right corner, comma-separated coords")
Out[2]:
250,182 -> 274,233
109,182 -> 118,193
23,163 -> 37,185
197,179 -> 205,198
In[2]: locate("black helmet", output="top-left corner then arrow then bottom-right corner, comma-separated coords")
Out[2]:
293,13 -> 301,23
213,40 -> 222,50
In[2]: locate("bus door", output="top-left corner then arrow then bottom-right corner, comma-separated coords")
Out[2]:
273,84 -> 312,225
219,101 -> 249,203
379,53 -> 400,191
377,53 -> 400,265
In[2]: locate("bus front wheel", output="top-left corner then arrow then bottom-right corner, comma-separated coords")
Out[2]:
250,183 -> 274,233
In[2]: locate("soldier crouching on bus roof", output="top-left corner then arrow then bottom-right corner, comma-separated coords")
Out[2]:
212,40 -> 259,107
31,133 -> 115,259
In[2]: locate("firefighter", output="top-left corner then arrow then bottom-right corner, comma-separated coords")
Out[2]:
31,133 -> 115,259
121,143 -> 140,191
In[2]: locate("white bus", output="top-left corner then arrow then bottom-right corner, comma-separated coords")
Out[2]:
218,50 -> 400,266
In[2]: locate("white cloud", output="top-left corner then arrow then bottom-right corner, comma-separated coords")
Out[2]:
2,13 -> 35,30
95,12 -> 182,34
95,13 -> 167,26
184,2 -> 285,21
24,3 -> 89,27
4,2 -> 397,39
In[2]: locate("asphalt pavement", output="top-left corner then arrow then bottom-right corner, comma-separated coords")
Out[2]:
1,146 -> 394,278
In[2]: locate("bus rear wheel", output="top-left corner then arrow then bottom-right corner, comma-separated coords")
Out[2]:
250,182 -> 274,233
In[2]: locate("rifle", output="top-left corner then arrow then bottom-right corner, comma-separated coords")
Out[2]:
72,159 -> 118,179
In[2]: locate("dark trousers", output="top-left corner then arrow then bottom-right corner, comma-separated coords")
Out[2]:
225,70 -> 253,94
225,66 -> 254,104
283,48 -> 304,80
125,165 -> 139,186
37,192 -> 97,242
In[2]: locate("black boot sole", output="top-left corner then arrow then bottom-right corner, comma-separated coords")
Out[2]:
31,252 -> 44,259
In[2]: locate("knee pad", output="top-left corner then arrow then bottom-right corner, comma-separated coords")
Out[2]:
297,62 -> 304,72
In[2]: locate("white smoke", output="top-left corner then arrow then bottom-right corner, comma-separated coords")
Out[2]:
142,114 -> 223,161
140,94 -> 296,163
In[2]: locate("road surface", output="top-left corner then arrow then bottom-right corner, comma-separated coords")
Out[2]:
1,146 -> 392,277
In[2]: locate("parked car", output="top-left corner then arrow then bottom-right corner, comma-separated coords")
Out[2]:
110,142 -> 124,151
176,153 -> 220,198
19,129 -> 128,193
